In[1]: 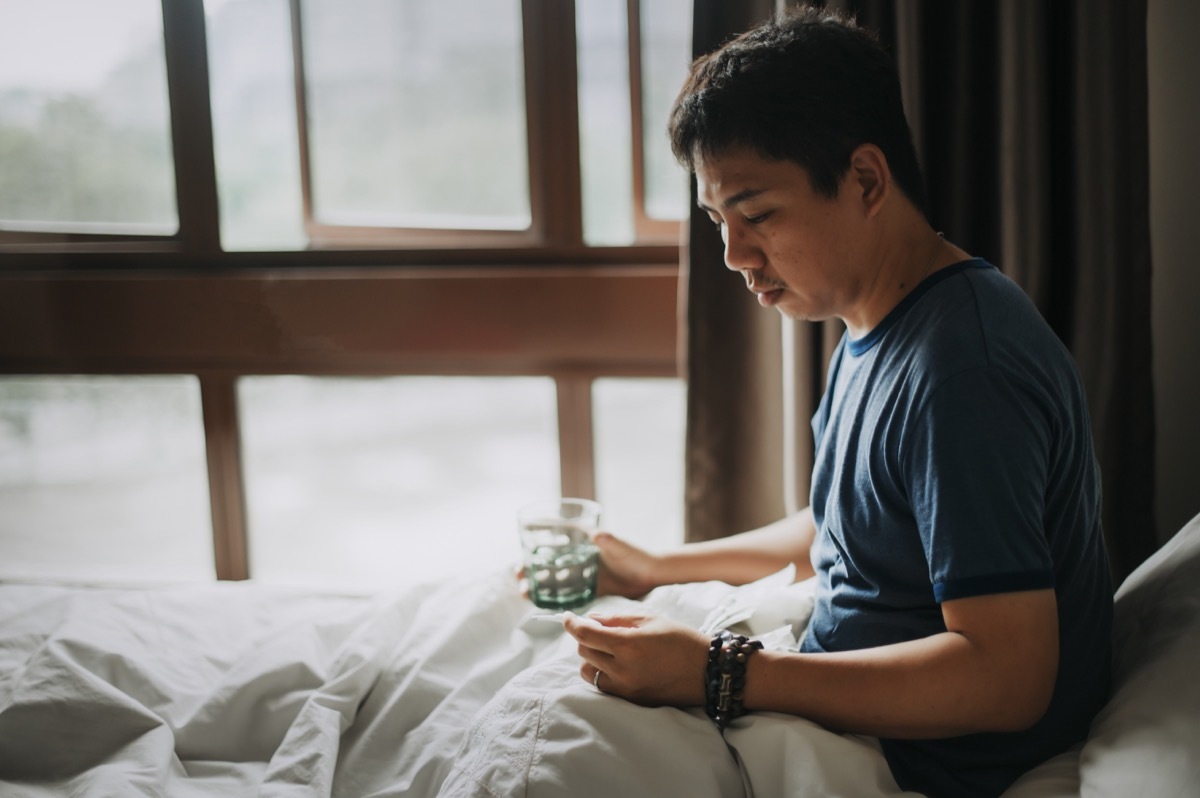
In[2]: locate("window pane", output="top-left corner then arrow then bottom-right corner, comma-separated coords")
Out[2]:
300,0 -> 529,230
0,1 -> 177,234
205,0 -> 306,250
576,0 -> 634,246
593,378 -> 685,552
640,0 -> 692,220
0,376 -> 213,583
238,376 -> 559,589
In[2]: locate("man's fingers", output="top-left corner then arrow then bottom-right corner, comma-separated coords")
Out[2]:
565,612 -> 650,657
513,564 -> 531,600
562,611 -> 610,647
587,613 -> 644,629
571,628 -> 618,675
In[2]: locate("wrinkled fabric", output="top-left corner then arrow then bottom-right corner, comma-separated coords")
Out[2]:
2,515 -> 1198,798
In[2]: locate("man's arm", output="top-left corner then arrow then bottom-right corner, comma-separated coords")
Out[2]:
594,507 -> 817,598
747,587 -> 1060,736
566,586 -> 1059,737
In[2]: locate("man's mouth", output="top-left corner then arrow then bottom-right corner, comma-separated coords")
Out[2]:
755,287 -> 785,307
748,277 -> 786,307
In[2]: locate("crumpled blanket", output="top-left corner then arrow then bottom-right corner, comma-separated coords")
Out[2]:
0,568 -> 915,797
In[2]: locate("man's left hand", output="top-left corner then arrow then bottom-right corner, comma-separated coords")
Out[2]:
563,612 -> 709,707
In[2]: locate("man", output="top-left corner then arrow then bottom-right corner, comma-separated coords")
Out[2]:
560,7 -> 1113,798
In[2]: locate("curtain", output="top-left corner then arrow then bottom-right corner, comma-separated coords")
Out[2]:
681,0 -> 783,543
681,0 -> 1158,581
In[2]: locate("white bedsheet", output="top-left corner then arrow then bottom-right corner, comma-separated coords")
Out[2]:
0,568 -> 913,797
4,515 -> 1200,798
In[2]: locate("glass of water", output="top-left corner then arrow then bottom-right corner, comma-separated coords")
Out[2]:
519,498 -> 602,609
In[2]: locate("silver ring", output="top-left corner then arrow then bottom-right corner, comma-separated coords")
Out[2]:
593,670 -> 603,690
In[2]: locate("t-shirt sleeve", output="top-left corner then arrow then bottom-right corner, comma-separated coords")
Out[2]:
902,365 -> 1056,603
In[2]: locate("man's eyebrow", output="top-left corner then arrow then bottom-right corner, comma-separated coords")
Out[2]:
697,187 -> 767,213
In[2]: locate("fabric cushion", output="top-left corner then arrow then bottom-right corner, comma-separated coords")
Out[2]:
1077,513 -> 1200,795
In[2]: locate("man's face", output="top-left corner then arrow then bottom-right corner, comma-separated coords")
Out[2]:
695,147 -> 864,323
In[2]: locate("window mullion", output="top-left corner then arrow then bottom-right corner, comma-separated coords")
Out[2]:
626,0 -> 679,243
523,0 -> 584,246
200,373 -> 250,581
288,0 -> 317,245
160,0 -> 221,253
556,375 -> 597,500
627,0 -> 649,236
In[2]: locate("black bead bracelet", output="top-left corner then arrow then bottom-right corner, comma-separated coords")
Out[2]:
704,630 -> 764,731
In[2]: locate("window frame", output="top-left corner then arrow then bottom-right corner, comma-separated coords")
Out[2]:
0,0 -> 685,581
626,0 -> 686,244
0,0 -> 685,253
291,0 -> 584,249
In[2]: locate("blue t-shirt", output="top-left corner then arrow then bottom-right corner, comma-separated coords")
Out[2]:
803,259 -> 1112,798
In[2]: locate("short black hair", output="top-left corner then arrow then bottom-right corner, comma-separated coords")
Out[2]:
669,5 -> 928,215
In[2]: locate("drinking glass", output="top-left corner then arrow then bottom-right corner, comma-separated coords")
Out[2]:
519,498 -> 602,609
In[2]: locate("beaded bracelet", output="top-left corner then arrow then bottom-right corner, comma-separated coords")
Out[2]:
705,630 -> 764,730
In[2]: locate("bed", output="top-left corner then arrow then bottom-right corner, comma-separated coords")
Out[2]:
2,513 -> 1198,797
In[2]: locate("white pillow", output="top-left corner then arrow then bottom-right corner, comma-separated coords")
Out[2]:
1077,514 -> 1200,796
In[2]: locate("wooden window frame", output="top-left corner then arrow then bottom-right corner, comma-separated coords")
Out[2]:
0,267 -> 679,580
0,0 -> 685,581
627,0 -> 685,244
292,0 -> 589,249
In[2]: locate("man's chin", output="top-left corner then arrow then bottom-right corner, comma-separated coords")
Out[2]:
774,301 -> 826,324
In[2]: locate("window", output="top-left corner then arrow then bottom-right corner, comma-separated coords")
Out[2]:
0,0 -> 691,250
238,376 -> 560,588
577,0 -> 636,246
0,0 -> 177,238
637,0 -> 693,225
577,0 -> 692,245
299,0 -> 530,237
0,1 -> 689,585
0,376 -> 213,583
593,377 -> 686,553
205,0 -> 304,250
230,375 -> 685,589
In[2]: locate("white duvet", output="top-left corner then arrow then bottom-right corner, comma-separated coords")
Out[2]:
4,514 -> 1200,798
0,567 -> 914,797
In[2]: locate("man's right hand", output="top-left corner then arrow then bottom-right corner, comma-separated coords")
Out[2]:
592,531 -> 661,599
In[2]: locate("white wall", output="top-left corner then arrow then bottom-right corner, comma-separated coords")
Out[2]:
1148,0 -> 1200,543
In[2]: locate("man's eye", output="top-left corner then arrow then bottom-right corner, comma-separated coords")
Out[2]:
745,212 -> 771,225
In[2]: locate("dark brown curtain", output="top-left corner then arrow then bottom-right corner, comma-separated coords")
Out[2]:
682,0 -> 784,544
682,0 -> 1158,581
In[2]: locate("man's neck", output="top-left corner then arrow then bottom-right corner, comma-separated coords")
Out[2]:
841,216 -> 949,339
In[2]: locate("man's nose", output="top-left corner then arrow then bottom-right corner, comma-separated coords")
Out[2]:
722,224 -> 757,273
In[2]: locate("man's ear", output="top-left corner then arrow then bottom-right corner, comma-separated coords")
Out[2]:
847,144 -> 891,218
